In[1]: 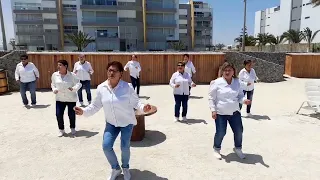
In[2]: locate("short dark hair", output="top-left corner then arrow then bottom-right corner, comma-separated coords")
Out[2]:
244,60 -> 252,66
177,61 -> 185,66
183,54 -> 189,58
107,61 -> 124,72
132,54 -> 137,58
57,60 -> 69,69
20,54 -> 28,59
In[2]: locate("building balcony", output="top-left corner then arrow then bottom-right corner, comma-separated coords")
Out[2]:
63,18 -> 78,25
16,29 -> 44,35
147,33 -> 176,41
43,19 -> 58,24
18,39 -> 45,46
147,41 -> 168,50
63,7 -> 77,15
15,19 -> 44,24
80,1 -> 142,11
13,6 -> 57,13
82,17 -> 119,26
147,20 -> 176,28
194,16 -> 212,21
146,2 -> 176,12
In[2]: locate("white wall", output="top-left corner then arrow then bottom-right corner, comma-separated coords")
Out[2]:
41,1 -> 56,8
43,13 -> 57,19
264,8 -> 281,36
117,10 -> 136,18
179,29 -> 187,33
278,0 -> 292,34
43,24 -> 58,29
76,0 -> 83,32
179,9 -> 187,15
174,0 -> 179,40
301,0 -> 320,43
254,11 -> 262,37
179,20 -> 187,24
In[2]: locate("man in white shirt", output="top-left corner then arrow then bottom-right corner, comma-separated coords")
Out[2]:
124,54 -> 141,95
183,54 -> 196,93
73,54 -> 94,106
15,54 -> 39,106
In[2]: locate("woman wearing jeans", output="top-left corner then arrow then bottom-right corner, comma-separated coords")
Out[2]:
74,61 -> 151,180
170,61 -> 196,122
208,62 -> 251,160
15,54 -> 40,106
124,55 -> 141,95
238,60 -> 258,116
51,60 -> 82,137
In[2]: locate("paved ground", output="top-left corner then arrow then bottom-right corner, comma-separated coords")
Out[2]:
0,77 -> 319,180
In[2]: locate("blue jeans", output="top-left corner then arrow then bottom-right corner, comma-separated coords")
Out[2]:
130,76 -> 140,95
56,101 -> 76,130
77,80 -> 92,103
214,111 -> 243,150
102,123 -> 134,170
20,81 -> 36,105
174,95 -> 189,117
239,90 -> 254,113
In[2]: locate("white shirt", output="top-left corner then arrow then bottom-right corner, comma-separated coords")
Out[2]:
238,68 -> 257,91
73,61 -> 94,81
169,71 -> 193,95
185,61 -> 196,78
124,60 -> 141,78
15,62 -> 40,83
82,80 -> 146,127
208,77 -> 246,115
51,71 -> 82,102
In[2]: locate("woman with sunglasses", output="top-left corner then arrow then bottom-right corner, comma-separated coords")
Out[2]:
74,61 -> 151,180
169,61 -> 196,122
208,62 -> 251,160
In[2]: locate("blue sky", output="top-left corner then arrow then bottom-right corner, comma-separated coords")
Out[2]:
1,0 -> 280,46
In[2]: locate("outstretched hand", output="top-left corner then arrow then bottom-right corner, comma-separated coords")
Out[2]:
143,104 -> 152,112
74,106 -> 83,115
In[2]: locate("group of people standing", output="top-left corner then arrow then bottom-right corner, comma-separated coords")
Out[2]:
14,53 -> 258,180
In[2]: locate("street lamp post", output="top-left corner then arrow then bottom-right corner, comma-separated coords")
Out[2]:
242,0 -> 247,52
0,0 -> 7,50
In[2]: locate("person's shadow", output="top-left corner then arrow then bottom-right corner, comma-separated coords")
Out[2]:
117,169 -> 168,180
68,130 -> 99,138
221,153 -> 270,168
26,104 -> 51,109
189,96 -> 203,99
246,115 -> 271,121
179,119 -> 208,125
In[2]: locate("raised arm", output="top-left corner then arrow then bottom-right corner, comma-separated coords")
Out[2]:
83,87 -> 103,117
208,80 -> 217,112
129,85 -> 145,113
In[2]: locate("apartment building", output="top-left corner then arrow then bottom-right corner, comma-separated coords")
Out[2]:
11,0 -> 212,51
254,0 -> 320,43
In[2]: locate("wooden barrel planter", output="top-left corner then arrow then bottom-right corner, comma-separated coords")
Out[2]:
0,69 -> 9,94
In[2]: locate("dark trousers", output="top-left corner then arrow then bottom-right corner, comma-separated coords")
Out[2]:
239,90 -> 254,113
130,76 -> 140,95
214,111 -> 243,150
56,101 -> 76,130
78,80 -> 92,103
20,81 -> 37,105
174,94 -> 189,117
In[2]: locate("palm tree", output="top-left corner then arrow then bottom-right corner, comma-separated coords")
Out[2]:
281,29 -> 305,44
303,27 -> 320,52
215,43 -> 225,50
169,41 -> 185,51
269,35 -> 284,45
312,0 -> 320,7
234,34 -> 256,47
65,31 -> 95,51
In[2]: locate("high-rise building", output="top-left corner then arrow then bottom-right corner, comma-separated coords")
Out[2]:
11,0 -> 212,51
254,0 -> 320,43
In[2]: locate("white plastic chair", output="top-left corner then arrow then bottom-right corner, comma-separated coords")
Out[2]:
297,81 -> 320,114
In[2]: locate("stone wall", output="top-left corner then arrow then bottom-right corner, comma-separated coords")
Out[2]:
0,51 -> 27,91
240,52 -> 286,66
245,44 -> 310,52
224,52 -> 284,83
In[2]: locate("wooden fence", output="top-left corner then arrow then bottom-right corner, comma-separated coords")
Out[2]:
285,53 -> 320,78
27,52 -> 225,89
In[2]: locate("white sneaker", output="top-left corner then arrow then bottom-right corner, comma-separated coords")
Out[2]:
234,148 -> 246,159
123,168 -> 131,180
71,128 -> 76,135
182,116 -> 187,122
108,169 -> 122,180
174,117 -> 179,122
58,130 -> 65,137
213,149 -> 222,160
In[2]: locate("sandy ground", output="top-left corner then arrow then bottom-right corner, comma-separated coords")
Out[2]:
0,77 -> 319,180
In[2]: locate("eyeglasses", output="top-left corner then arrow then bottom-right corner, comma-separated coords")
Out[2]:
107,69 -> 119,73
177,65 -> 185,67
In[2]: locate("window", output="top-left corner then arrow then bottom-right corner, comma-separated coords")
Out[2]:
305,16 -> 310,19
291,19 -> 296,22
64,26 -> 78,33
292,6 -> 297,9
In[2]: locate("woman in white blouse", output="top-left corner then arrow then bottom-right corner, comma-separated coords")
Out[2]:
170,61 -> 196,122
74,61 -> 151,180
238,60 -> 258,116
208,62 -> 251,160
124,55 -> 141,95
51,60 -> 82,137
